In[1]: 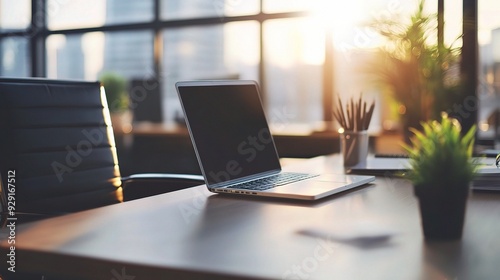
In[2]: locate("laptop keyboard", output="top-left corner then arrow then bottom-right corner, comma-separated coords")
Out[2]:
226,172 -> 318,191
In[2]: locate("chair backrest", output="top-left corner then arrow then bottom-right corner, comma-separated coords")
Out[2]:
0,78 -> 122,215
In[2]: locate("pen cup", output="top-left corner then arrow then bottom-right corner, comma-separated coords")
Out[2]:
340,130 -> 368,167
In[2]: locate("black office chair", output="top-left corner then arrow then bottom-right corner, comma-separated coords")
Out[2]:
0,78 -> 204,222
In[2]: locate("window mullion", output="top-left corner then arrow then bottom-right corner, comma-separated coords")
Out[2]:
31,0 -> 47,77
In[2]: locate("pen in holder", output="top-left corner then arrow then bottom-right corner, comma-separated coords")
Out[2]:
334,95 -> 375,167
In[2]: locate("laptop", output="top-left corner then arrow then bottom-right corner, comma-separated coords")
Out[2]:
176,80 -> 375,200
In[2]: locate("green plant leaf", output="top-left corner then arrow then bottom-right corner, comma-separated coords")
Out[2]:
403,113 -> 476,187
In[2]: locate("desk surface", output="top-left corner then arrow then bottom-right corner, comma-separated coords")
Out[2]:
2,155 -> 500,280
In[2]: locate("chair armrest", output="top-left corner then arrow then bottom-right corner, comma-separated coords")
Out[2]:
121,173 -> 204,201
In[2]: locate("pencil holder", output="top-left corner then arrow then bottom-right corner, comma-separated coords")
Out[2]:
340,130 -> 368,167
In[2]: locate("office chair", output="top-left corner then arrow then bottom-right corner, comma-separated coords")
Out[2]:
0,78 -> 204,221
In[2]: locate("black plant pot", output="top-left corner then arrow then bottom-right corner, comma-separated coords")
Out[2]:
414,184 -> 469,240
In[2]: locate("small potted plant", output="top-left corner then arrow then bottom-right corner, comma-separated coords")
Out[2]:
99,72 -> 131,133
403,113 -> 477,240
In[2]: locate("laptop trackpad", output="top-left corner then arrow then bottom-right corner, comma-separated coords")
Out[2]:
272,179 -> 352,196
313,174 -> 371,184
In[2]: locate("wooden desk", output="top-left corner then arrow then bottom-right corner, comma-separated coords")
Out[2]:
2,155 -> 500,280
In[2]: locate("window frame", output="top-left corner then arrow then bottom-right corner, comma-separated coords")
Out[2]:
0,0 -> 479,133
0,0 -> 319,122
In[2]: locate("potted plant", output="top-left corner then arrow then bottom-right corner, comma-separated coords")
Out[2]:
367,0 -> 462,142
403,113 -> 477,240
99,72 -> 131,134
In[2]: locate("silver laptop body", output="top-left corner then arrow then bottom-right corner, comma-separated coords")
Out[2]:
176,80 -> 374,200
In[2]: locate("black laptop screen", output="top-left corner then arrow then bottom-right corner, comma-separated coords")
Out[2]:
177,82 -> 281,185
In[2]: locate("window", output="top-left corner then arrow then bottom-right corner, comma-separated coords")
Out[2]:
1,0 -> 494,142
160,0 -> 259,19
0,0 -> 31,30
47,31 -> 154,80
162,21 -> 259,122
264,18 -> 323,124
1,37 -> 30,77
47,0 -> 154,30
477,0 -> 500,144
0,0 -> 31,77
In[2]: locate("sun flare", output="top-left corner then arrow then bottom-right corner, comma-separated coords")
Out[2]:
311,0 -> 366,47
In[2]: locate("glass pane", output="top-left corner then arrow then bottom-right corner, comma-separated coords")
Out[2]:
333,50 -> 382,133
48,0 -> 153,30
47,31 -> 154,80
163,21 -> 259,123
264,0 -> 436,15
264,18 -> 323,125
161,0 -> 259,20
0,0 -> 30,30
478,0 -> 500,143
263,0 -> 310,13
0,37 -> 30,77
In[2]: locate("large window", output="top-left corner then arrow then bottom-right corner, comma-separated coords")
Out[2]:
477,0 -> 500,144
1,0 -> 497,140
162,21 -> 260,121
47,31 -> 155,80
0,37 -> 30,77
0,0 -> 31,77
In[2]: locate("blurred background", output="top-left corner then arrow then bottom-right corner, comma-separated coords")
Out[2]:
1,0 -> 498,174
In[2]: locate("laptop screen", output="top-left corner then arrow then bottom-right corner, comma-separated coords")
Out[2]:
177,81 -> 281,186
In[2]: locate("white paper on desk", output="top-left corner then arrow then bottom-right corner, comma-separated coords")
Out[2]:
473,165 -> 500,190
476,166 -> 500,174
351,158 -> 409,171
